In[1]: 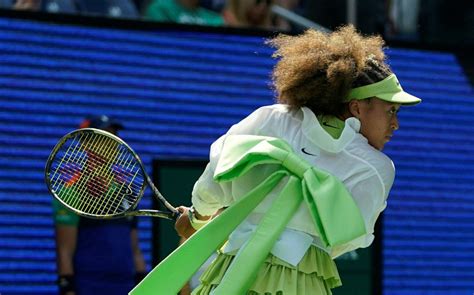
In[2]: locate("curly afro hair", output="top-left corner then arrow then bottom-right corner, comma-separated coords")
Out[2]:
267,25 -> 393,116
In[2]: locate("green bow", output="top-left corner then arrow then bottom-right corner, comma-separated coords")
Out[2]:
130,135 -> 366,295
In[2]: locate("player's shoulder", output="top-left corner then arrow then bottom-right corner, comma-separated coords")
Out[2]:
252,104 -> 302,123
251,104 -> 289,115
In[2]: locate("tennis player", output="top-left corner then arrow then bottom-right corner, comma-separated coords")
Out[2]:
174,25 -> 421,294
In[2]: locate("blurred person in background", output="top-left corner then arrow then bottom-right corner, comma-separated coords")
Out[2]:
144,0 -> 224,26
272,0 -> 301,31
199,0 -> 225,12
12,0 -> 41,10
222,0 -> 296,31
385,0 -> 421,38
53,115 -> 147,295
222,0 -> 275,30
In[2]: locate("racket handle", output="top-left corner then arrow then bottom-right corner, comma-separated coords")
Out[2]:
132,210 -> 180,220
172,211 -> 182,221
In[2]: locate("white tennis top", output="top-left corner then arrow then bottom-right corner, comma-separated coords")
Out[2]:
192,104 -> 395,264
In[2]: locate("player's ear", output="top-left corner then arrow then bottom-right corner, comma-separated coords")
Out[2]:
348,100 -> 362,119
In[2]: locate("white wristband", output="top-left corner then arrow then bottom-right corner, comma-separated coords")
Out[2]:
188,207 -> 209,230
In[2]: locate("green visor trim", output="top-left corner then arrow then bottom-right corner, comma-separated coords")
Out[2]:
347,74 -> 421,105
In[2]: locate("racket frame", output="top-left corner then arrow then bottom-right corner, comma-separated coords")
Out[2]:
45,128 -> 178,220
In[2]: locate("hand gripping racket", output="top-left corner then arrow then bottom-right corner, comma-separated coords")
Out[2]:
45,128 -> 179,220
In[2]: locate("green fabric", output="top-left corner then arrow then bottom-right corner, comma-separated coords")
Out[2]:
213,177 -> 302,294
130,135 -> 366,295
317,115 -> 345,139
346,74 -> 421,105
213,136 -> 366,247
130,171 -> 286,295
52,190 -> 80,226
193,245 -> 341,294
145,0 -> 224,26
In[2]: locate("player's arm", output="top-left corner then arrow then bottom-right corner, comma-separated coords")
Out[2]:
55,224 -> 77,295
130,224 -> 147,284
55,225 -> 77,274
53,199 -> 79,295
175,107 -> 273,238
330,161 -> 394,258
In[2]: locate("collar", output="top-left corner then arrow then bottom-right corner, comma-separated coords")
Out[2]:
317,115 -> 345,139
301,107 -> 359,153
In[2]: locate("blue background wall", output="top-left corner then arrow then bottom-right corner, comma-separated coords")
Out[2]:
0,13 -> 472,294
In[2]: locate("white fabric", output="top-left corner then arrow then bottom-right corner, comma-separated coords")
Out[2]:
192,104 -> 395,263
223,216 -> 314,266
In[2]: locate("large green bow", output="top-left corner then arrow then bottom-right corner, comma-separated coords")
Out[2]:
130,135 -> 366,295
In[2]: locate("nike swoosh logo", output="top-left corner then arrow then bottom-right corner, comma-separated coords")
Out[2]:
301,148 -> 318,157
322,122 -> 339,129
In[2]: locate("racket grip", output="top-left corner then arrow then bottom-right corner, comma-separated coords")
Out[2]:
171,211 -> 181,221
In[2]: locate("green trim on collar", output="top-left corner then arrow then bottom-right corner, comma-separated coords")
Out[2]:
317,115 -> 345,139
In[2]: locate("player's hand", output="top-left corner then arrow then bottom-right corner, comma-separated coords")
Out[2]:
174,206 -> 196,239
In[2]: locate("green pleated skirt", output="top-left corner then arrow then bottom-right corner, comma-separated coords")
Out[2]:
192,246 -> 341,295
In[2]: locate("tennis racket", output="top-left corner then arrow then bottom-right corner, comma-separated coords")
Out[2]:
45,128 -> 179,220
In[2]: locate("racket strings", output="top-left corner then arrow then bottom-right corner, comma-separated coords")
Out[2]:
50,133 -> 82,186
78,134 -> 140,215
108,149 -> 143,214
77,134 -> 120,214
66,133 -> 105,212
50,131 -> 145,216
92,142 -> 137,215
50,133 -> 88,202
88,135 -> 126,214
89,137 -> 145,214
53,132 -> 108,213
69,134 -> 116,214
82,135 -> 138,215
